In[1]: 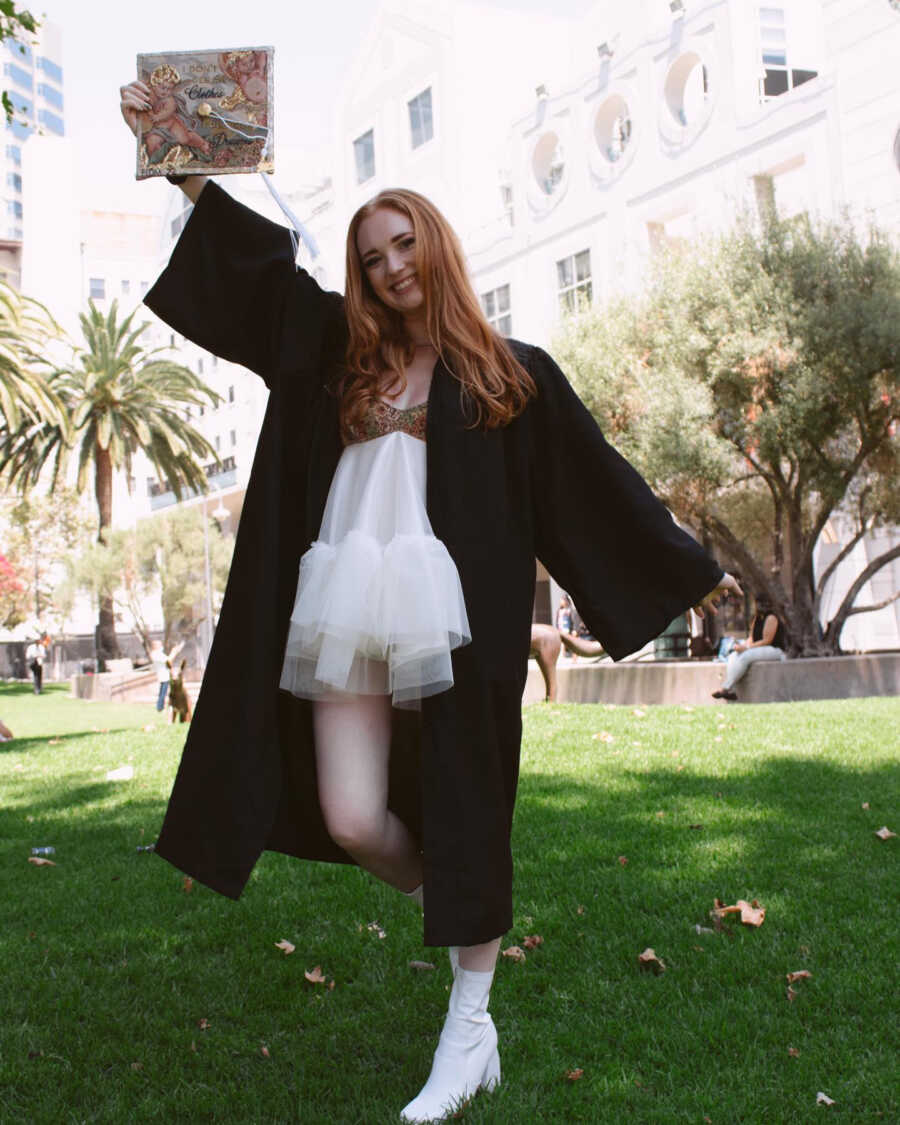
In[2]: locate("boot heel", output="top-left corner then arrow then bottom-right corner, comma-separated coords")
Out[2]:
481,1047 -> 501,1091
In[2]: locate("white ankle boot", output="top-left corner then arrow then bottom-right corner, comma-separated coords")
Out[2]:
400,965 -> 500,1122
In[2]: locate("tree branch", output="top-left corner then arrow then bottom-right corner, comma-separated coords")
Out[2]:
844,590 -> 900,618
824,543 -> 900,649
814,516 -> 874,601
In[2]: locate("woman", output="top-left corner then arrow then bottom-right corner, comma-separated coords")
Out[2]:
121,80 -> 739,1122
712,595 -> 786,701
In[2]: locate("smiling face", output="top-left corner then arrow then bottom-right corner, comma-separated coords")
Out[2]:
355,206 -> 424,317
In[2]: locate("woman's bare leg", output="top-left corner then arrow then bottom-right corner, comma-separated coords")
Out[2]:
457,937 -> 501,972
313,694 -> 423,892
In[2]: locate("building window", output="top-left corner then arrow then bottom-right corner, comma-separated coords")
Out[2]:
228,384 -> 235,403
37,56 -> 62,83
36,83 -> 63,111
664,53 -> 709,126
533,132 -> 565,195
408,88 -> 433,149
121,279 -> 130,296
556,250 -> 592,315
215,434 -> 221,452
11,94 -> 33,117
11,42 -> 33,64
230,429 -> 237,447
353,129 -> 375,184
6,172 -> 21,192
595,94 -> 632,163
89,277 -> 106,300
481,284 -> 512,335
199,405 -> 205,417
197,357 -> 204,374
7,120 -> 32,141
211,355 -> 218,368
37,108 -> 64,135
3,62 -> 33,92
6,144 -> 21,165
140,280 -> 149,294
6,199 -> 22,220
758,7 -> 818,101
7,225 -> 22,240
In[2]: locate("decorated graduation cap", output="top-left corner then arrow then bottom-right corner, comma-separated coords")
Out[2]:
135,46 -> 318,259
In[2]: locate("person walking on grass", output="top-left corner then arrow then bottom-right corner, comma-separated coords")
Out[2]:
150,638 -> 185,712
25,635 -> 48,695
120,78 -> 740,1123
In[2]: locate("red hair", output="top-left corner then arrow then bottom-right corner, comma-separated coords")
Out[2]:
340,188 -> 535,440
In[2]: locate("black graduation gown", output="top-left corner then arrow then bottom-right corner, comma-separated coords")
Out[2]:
144,183 -> 723,947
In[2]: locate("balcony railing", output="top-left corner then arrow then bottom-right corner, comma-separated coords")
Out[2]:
147,456 -> 236,500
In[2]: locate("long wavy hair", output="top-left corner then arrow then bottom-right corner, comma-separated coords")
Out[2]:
340,188 -> 536,440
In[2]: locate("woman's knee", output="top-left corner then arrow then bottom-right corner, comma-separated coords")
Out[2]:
322,804 -> 386,856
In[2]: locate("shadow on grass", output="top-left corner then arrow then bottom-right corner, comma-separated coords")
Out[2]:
0,729 -> 143,756
0,682 -> 70,698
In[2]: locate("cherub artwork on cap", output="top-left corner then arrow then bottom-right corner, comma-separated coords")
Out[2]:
135,47 -> 274,179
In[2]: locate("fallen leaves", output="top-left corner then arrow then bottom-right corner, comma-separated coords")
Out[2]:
861,801 -> 869,810
501,945 -> 526,963
787,985 -> 798,1003
786,970 -> 813,984
874,826 -> 896,840
617,855 -> 628,866
787,1046 -> 800,1058
304,965 -> 327,984
274,940 -> 295,955
638,948 -> 666,974
105,765 -> 134,781
260,1045 -> 271,1058
522,934 -> 543,950
592,731 -> 614,743
409,960 -> 435,971
712,898 -> 766,927
27,856 -> 56,867
816,1092 -> 835,1107
182,876 -> 194,894
366,921 -> 386,939
197,1018 -> 211,1030
565,1067 -> 584,1081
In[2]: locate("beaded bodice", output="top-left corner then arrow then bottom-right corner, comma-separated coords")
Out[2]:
345,399 -> 428,446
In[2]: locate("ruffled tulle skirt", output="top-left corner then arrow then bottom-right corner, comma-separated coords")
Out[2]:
279,431 -> 470,707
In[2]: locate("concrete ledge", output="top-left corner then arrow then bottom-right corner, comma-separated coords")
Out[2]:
523,653 -> 900,706
71,670 -> 156,701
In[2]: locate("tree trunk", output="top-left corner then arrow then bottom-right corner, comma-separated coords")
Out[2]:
94,443 -> 120,668
822,543 -> 900,652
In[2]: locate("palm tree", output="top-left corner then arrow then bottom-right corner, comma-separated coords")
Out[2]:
0,300 -> 220,664
0,282 -> 66,434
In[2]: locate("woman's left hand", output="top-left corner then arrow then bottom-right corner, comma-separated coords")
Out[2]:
693,572 -> 742,618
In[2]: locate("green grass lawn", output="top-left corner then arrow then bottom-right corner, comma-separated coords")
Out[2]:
0,683 -> 897,1124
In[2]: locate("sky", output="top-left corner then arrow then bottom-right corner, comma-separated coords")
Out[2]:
33,0 -> 598,216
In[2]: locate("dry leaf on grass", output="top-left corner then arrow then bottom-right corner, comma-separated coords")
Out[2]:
655,811 -> 666,818
304,966 -> 327,984
27,856 -> 56,867
565,1068 -> 584,1081
197,1018 -> 210,1030
638,948 -> 665,974
787,1047 -> 800,1058
367,921 -> 386,939
786,986 -> 798,1003
861,802 -> 869,810
47,738 -> 60,745
409,960 -> 435,971
523,934 -> 543,950
632,709 -> 646,717
689,823 -> 704,830
786,970 -> 813,983
618,855 -> 628,866
274,940 -> 295,955
576,905 -> 586,915
712,898 -> 765,927
131,1061 -> 143,1071
874,826 -> 896,840
593,731 -> 615,743
502,945 -> 526,963
182,876 -> 194,894
816,1092 -> 835,1106
694,925 -> 715,935
260,1045 -> 270,1058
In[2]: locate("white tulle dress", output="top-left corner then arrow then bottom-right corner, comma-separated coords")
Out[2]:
279,398 -> 471,708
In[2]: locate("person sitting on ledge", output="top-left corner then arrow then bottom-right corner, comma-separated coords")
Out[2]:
712,594 -> 786,701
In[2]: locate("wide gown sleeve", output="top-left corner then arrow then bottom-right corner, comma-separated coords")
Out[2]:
143,181 -> 344,388
528,346 -> 723,661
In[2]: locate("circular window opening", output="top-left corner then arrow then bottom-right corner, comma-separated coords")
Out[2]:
664,52 -> 709,127
532,131 -> 565,196
595,94 -> 633,163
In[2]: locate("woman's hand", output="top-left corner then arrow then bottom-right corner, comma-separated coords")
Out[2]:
693,572 -> 742,618
119,81 -> 152,137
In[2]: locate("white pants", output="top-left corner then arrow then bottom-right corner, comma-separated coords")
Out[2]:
722,646 -> 785,690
